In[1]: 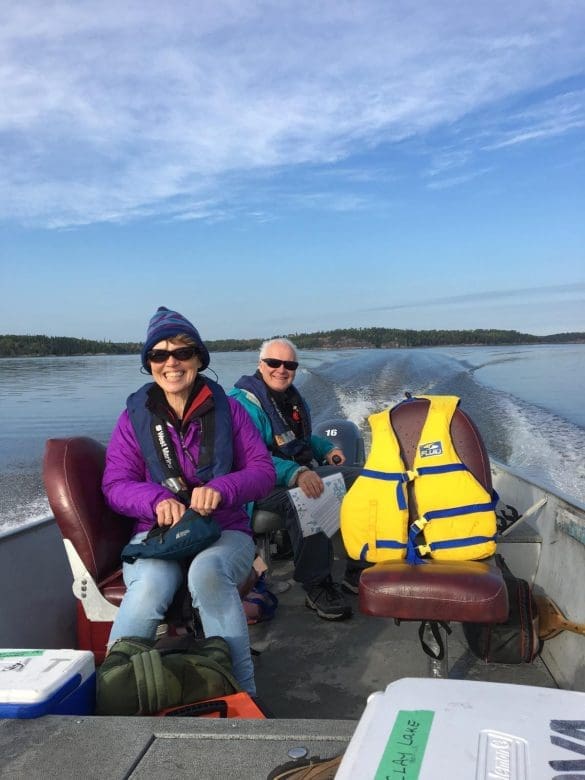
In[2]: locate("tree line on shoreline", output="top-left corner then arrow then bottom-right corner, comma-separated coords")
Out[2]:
1,328 -> 584,358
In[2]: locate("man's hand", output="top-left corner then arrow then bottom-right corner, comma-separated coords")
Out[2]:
296,469 -> 324,498
325,448 -> 345,466
191,485 -> 222,516
155,498 -> 186,527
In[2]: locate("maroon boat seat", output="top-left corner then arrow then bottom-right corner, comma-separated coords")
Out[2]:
357,398 -> 508,675
43,436 -> 257,664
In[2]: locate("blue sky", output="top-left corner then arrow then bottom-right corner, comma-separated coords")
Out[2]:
1,1 -> 584,341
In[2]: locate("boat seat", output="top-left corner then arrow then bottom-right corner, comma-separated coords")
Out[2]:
356,398 -> 509,677
251,508 -> 285,572
43,436 -> 257,664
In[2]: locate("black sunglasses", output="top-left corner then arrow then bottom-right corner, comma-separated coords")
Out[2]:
262,358 -> 299,371
148,346 -> 199,364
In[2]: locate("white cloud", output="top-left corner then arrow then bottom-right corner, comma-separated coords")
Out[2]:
483,90 -> 585,150
364,282 -> 585,314
349,282 -> 585,336
1,1 -> 584,226
426,167 -> 494,190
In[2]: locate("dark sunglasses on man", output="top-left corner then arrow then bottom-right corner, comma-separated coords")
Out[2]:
262,358 -> 299,371
147,346 -> 199,363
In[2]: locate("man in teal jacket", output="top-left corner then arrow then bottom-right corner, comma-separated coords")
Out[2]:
230,337 -> 361,621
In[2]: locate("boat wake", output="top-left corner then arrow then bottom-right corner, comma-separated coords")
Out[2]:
0,471 -> 50,532
498,395 -> 585,502
299,348 -> 585,506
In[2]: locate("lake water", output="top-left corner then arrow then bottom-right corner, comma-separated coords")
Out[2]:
1,344 -> 584,531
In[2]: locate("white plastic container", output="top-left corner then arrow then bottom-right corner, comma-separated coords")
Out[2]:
336,677 -> 585,779
0,649 -> 95,718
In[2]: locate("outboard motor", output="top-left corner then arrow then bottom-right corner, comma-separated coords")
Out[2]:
313,418 -> 365,466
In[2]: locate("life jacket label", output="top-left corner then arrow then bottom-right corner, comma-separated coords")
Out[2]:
419,441 -> 443,458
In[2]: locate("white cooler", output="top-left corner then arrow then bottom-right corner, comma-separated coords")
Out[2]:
335,678 -> 585,780
0,649 -> 95,718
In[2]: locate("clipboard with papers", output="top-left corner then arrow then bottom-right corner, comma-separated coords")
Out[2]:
287,472 -> 347,538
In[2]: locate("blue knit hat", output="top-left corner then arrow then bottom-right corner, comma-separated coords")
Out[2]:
141,307 -> 210,372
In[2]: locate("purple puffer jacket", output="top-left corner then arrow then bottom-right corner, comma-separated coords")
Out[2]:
102,396 -> 275,536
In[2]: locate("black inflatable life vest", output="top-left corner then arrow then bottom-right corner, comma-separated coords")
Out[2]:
234,374 -> 313,465
127,377 -> 233,490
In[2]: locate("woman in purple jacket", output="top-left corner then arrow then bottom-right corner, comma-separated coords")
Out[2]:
102,307 -> 275,694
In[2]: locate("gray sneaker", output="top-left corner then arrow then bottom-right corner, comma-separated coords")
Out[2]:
304,576 -> 352,620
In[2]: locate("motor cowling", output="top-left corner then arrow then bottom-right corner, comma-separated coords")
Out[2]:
313,418 -> 365,466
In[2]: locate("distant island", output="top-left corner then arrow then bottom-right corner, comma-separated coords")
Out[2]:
1,328 -> 584,358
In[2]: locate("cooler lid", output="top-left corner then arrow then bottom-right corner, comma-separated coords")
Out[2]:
336,677 -> 585,780
0,649 -> 95,704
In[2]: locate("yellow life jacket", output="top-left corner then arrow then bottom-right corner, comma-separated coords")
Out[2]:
340,395 -> 497,564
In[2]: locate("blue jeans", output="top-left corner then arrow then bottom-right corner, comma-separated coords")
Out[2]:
108,530 -> 256,694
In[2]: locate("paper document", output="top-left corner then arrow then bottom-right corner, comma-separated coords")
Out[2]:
287,472 -> 347,538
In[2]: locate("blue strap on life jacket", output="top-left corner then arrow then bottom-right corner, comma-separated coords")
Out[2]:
357,467 -> 412,560
359,539 -> 409,562
406,536 -> 427,565
405,487 -> 499,564
416,463 -> 467,476
360,468 -> 411,510
423,535 -> 497,553
423,499 -> 498,521
127,378 -> 233,486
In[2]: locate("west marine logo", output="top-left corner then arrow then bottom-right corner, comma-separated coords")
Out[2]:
419,441 -> 443,458
175,529 -> 190,539
154,423 -> 173,468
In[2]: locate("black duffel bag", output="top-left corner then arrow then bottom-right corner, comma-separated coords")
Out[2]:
463,554 -> 541,664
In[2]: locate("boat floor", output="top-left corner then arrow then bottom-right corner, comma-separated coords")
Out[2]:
252,557 -> 555,719
0,558 -> 557,779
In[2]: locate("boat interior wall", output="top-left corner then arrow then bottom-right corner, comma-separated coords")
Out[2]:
496,522 -> 542,584
492,463 -> 585,692
535,503 -> 585,692
358,399 -> 508,678
0,518 -> 76,649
